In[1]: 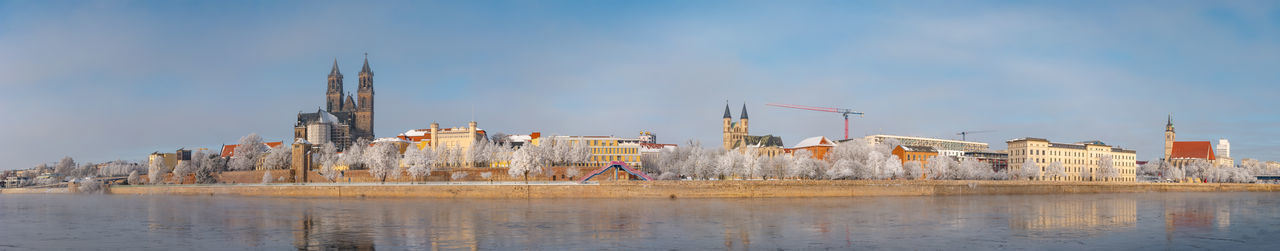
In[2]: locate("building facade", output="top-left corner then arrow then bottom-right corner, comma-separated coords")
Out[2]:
1163,115 -> 1228,168
893,145 -> 939,167
863,134 -> 989,152
1008,138 -> 1138,182
785,136 -> 837,160
295,56 -> 376,149
552,135 -> 644,169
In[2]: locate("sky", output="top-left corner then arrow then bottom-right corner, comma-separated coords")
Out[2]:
2,0 -> 1278,170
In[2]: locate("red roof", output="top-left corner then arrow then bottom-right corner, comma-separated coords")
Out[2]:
1170,141 -> 1215,160
221,142 -> 284,157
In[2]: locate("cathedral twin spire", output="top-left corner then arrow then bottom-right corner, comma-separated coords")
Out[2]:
326,54 -> 374,113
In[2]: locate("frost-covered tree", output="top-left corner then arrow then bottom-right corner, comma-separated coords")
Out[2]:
714,150 -> 741,179
569,139 -> 592,165
481,172 -> 493,181
566,166 -> 580,179
925,156 -> 955,180
148,157 -> 169,184
341,139 -> 370,170
740,152 -> 764,179
405,146 -> 435,181
262,144 -> 292,170
55,157 -> 76,176
508,146 -> 545,183
451,172 -> 469,181
1097,155 -> 1119,181
1163,165 -> 1185,181
262,171 -> 273,184
1020,159 -> 1040,180
229,133 -> 267,171
1185,160 -> 1212,182
364,143 -> 402,183
173,161 -> 197,184
77,177 -> 105,194
903,161 -> 923,180
828,159 -> 856,180
1139,160 -> 1164,176
957,158 -> 994,180
788,150 -> 821,179
318,142 -> 343,182
127,170 -> 142,185
1046,161 -> 1066,180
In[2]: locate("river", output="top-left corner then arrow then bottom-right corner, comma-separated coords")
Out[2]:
1,192 -> 1278,250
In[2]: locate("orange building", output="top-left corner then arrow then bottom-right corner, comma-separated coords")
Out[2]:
785,136 -> 836,160
892,145 -> 938,166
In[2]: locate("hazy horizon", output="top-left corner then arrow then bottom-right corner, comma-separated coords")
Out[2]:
2,0 -> 1278,170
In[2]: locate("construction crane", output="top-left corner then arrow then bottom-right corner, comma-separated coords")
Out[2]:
956,130 -> 994,141
765,103 -> 864,140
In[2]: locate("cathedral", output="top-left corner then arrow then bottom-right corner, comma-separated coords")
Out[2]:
294,55 -> 375,149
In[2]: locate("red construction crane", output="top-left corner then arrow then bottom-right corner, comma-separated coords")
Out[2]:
766,103 -> 864,140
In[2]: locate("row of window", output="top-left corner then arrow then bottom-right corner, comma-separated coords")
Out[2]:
591,155 -> 637,162
593,148 -> 637,155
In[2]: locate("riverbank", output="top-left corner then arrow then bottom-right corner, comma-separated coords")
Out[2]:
6,180 -> 1273,198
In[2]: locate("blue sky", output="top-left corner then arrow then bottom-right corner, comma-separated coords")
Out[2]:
2,0 -> 1278,169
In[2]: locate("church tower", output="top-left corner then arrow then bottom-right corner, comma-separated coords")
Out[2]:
326,59 -> 344,112
1164,114 -> 1175,161
721,103 -> 749,150
355,54 -> 375,141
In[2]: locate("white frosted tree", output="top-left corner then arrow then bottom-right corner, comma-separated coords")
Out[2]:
1097,155 -> 1119,181
714,150 -> 740,179
127,170 -> 141,185
740,152 -> 763,179
828,159 -> 856,180
1139,160 -> 1164,176
957,158 -> 994,180
405,146 -> 435,182
566,166 -> 581,179
481,171 -> 493,181
341,139 -> 369,170
508,146 -> 544,183
318,142 -> 343,182
569,139 -> 592,166
1185,160 -> 1212,182
903,161 -> 923,180
364,143 -> 402,184
882,155 -> 904,179
173,161 -> 196,184
788,150 -> 820,179
262,171 -> 273,184
262,144 -> 292,170
229,133 -> 267,171
1020,159 -> 1040,180
55,157 -> 76,176
925,156 -> 955,180
148,157 -> 170,184
1046,161 -> 1066,180
451,171 -> 469,181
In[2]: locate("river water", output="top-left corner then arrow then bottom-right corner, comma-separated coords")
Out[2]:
1,192 -> 1278,250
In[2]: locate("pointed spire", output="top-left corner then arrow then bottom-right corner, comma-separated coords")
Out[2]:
329,58 -> 341,75
723,102 -> 732,119
360,53 -> 372,73
1167,114 -> 1173,126
740,103 -> 749,119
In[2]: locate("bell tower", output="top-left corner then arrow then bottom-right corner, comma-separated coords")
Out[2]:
722,103 -> 733,149
1164,114 -> 1175,161
326,59 -> 343,112
355,53 -> 375,141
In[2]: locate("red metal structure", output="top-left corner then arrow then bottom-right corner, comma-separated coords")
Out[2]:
765,103 -> 864,140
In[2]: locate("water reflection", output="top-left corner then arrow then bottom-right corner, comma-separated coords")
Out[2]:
1009,196 -> 1137,239
2,193 -> 1278,250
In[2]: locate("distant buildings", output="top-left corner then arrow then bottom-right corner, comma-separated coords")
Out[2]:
551,135 -> 644,169
1008,138 -> 1137,182
863,134 -> 989,152
893,145 -> 939,167
786,136 -> 837,160
398,121 -> 488,161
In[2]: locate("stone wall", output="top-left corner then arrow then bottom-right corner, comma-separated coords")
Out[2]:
104,180 -> 1280,199
136,166 -> 601,185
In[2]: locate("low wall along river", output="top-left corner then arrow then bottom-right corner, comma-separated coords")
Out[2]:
9,180 -> 1267,199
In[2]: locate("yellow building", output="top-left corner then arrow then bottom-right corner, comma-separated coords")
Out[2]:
1007,138 -> 1138,182
552,135 -> 643,169
399,121 -> 487,162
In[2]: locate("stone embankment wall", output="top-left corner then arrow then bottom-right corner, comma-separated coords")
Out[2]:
137,167 -> 595,185
104,180 -> 1280,199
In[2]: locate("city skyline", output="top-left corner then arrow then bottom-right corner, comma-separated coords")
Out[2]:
3,1 -> 1279,170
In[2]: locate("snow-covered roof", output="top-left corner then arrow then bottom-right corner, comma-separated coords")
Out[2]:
373,137 -> 409,144
317,110 -> 340,124
294,138 -> 311,145
403,129 -> 430,137
793,136 -> 836,148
